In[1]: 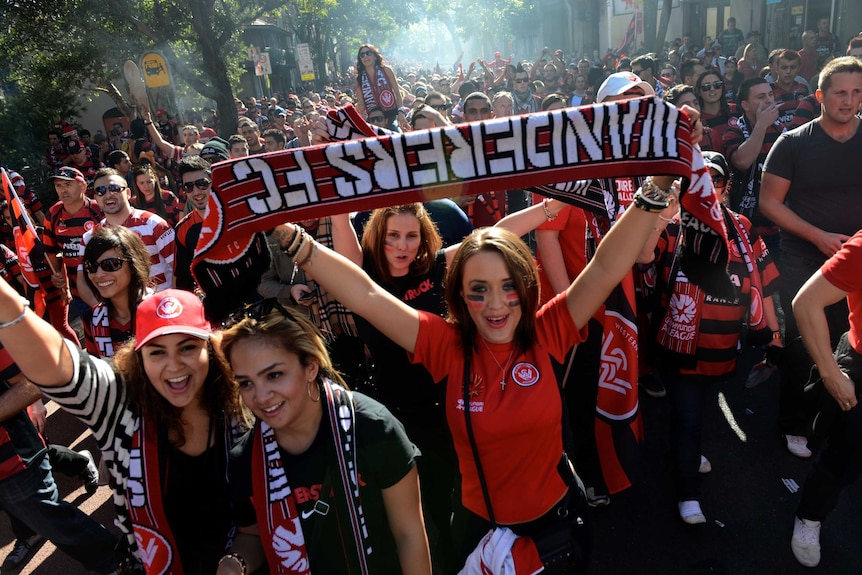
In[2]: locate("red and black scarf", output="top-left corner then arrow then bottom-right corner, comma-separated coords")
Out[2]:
251,379 -> 370,574
194,99 -> 733,301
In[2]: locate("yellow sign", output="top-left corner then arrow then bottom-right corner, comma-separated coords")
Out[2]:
141,52 -> 171,88
791,6 -> 804,15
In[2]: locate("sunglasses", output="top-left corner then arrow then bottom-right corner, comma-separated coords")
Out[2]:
430,104 -> 451,111
711,175 -> 727,186
84,257 -> 128,274
700,81 -> 724,91
359,50 -> 373,58
181,178 -> 212,192
514,78 -> 530,84
94,184 -> 127,197
222,298 -> 300,329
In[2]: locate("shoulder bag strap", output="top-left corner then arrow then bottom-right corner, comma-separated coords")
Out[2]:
462,357 -> 496,527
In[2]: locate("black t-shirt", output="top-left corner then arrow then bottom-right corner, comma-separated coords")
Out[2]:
162,421 -> 234,575
355,251 -> 447,410
229,393 -> 419,574
762,120 -> 862,260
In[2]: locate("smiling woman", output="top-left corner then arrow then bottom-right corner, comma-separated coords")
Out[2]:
217,300 -> 431,575
81,226 -> 151,358
0,282 -> 252,574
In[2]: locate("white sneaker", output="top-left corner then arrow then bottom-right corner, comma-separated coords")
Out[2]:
785,435 -> 812,458
698,455 -> 712,474
679,500 -> 706,525
791,517 -> 821,567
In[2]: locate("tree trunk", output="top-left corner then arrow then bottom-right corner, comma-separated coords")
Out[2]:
642,0 -> 658,52
655,0 -> 673,53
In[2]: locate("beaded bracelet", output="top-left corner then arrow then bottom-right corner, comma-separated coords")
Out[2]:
633,191 -> 668,213
282,227 -> 304,257
0,297 -> 29,330
217,553 -> 247,575
542,198 -> 556,221
286,230 -> 310,259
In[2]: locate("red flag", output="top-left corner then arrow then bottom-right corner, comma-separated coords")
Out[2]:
617,15 -> 636,54
1,168 -> 50,314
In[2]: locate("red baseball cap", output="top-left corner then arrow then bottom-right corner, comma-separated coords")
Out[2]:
156,109 -> 168,116
134,289 -> 212,350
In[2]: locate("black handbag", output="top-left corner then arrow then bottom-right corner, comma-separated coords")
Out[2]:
461,359 -> 590,574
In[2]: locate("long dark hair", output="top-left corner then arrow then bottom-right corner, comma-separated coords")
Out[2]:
83,226 -> 152,315
444,227 -> 539,358
114,332 -> 251,448
356,44 -> 383,77
132,165 -> 170,221
695,69 -> 731,117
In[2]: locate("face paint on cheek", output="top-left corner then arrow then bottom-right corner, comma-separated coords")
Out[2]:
465,294 -> 485,309
383,240 -> 396,253
506,293 -> 520,307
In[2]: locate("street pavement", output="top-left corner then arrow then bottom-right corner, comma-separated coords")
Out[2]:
2,344 -> 860,574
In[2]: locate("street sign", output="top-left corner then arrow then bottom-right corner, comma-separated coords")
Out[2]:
296,43 -> 315,81
255,52 -> 272,76
140,52 -> 171,88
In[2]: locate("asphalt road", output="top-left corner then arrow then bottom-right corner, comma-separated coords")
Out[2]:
2,343 -> 859,574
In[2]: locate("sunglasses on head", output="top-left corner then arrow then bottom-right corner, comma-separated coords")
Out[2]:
222,298 -> 300,329
181,178 -> 212,192
700,81 -> 724,91
359,50 -> 373,58
84,257 -> 128,274
94,184 -> 127,197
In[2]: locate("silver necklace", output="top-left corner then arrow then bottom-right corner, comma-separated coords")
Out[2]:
482,339 -> 515,391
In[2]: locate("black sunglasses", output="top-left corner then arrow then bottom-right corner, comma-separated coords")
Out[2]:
222,298 -> 300,329
181,178 -> 211,192
514,78 -> 530,83
84,257 -> 128,274
94,184 -> 127,197
431,104 -> 451,111
700,81 -> 724,91
711,174 -> 727,186
359,50 -> 373,58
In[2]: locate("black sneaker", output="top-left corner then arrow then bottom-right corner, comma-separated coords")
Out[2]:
78,449 -> 100,494
1,535 -> 43,573
639,373 -> 667,398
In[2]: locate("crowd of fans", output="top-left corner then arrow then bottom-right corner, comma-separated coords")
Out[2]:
0,15 -> 860,575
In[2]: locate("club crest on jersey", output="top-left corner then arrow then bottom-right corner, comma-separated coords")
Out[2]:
512,362 -> 539,387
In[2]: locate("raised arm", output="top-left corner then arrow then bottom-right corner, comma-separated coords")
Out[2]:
330,213 -> 363,266
141,104 -> 182,158
0,276 -> 74,386
567,177 -> 674,330
272,223 -> 420,353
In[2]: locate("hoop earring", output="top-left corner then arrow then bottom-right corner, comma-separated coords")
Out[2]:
307,380 -> 321,403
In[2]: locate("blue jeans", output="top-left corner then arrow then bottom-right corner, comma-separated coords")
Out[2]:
0,455 -> 119,573
661,370 -> 718,501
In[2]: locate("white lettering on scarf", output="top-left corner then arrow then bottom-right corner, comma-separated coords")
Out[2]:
226,101 -> 679,221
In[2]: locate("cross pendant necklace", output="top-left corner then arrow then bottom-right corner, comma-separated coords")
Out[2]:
482,339 -> 515,391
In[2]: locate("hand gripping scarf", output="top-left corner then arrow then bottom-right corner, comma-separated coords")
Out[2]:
193,99 -> 733,302
251,379 -> 370,574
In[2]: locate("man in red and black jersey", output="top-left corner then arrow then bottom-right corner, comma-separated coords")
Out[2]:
723,77 -> 787,253
771,50 -> 810,125
41,167 -> 102,315
64,139 -> 102,186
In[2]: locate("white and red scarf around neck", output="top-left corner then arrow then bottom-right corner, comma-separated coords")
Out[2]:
128,414 -> 235,575
360,65 -> 397,114
193,99 -> 734,300
251,379 -> 370,574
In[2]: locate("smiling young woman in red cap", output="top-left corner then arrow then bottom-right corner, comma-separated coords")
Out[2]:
0,283 -> 251,575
